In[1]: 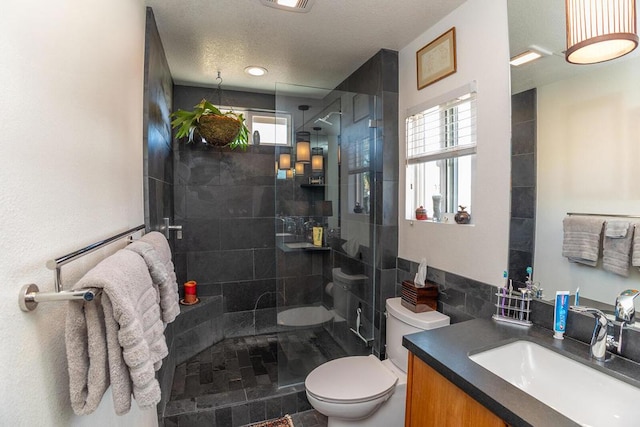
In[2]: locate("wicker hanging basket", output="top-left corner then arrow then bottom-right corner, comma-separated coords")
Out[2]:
197,114 -> 242,146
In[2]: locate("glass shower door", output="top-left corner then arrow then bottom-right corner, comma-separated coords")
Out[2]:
274,83 -> 378,388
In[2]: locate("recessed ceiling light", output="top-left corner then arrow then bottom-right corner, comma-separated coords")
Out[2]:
509,45 -> 552,67
510,51 -> 542,66
245,66 -> 268,76
259,0 -> 315,13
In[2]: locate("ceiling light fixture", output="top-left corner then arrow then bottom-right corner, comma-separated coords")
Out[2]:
510,50 -> 542,66
312,126 -> 323,173
244,66 -> 268,76
260,0 -> 315,13
279,152 -> 291,170
566,0 -> 639,64
296,105 -> 311,164
510,45 -> 552,67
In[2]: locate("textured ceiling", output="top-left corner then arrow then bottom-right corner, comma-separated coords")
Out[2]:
144,0 -> 465,95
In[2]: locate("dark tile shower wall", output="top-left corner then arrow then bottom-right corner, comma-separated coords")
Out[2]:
334,49 -> 399,358
142,8 -> 175,420
172,86 -> 324,339
509,89 -> 537,283
171,49 -> 399,363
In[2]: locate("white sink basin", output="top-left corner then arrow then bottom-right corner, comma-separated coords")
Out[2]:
469,340 -> 640,426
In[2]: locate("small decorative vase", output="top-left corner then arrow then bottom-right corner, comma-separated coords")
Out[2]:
454,206 -> 471,224
353,202 -> 363,213
432,195 -> 442,222
253,130 -> 260,145
415,206 -> 427,220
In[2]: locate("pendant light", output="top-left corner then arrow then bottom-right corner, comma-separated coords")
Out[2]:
279,151 -> 291,170
566,0 -> 638,64
296,105 -> 311,163
295,162 -> 305,175
312,126 -> 323,172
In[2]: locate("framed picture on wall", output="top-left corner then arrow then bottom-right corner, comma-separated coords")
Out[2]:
416,27 -> 457,90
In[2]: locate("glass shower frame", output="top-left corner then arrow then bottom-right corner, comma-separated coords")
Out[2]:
274,83 -> 378,388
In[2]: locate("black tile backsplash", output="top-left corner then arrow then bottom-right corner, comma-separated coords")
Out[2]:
397,258 -> 497,324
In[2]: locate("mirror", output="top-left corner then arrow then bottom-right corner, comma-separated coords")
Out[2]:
509,0 -> 640,304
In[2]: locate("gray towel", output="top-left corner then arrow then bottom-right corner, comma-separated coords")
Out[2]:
138,231 -> 180,324
603,221 -> 633,277
66,249 -> 167,415
562,216 -> 604,266
605,220 -> 629,238
632,224 -> 640,269
65,292 -> 110,415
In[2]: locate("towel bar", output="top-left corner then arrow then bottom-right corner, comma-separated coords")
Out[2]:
19,224 -> 146,312
567,212 -> 640,218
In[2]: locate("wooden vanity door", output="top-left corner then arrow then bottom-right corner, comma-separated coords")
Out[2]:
405,353 -> 508,427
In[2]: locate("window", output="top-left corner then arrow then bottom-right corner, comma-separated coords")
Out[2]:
215,107 -> 292,146
348,137 -> 370,214
247,112 -> 291,146
405,85 -> 476,221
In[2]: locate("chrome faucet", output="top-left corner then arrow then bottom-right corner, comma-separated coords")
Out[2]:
615,289 -> 639,323
572,306 -> 610,361
614,289 -> 639,353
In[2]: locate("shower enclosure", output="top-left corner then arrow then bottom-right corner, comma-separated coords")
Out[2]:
273,83 -> 378,387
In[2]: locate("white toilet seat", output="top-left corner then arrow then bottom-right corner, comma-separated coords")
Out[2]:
305,355 -> 397,404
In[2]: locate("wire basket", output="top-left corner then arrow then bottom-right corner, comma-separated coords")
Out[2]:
492,288 -> 533,326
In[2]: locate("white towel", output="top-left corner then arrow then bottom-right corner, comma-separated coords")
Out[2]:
138,231 -> 180,324
632,224 -> 640,269
66,249 -> 166,415
603,221 -> 633,277
342,238 -> 360,258
562,216 -> 604,267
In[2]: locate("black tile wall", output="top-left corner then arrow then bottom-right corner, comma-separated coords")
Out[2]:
172,84 -> 330,341
335,49 -> 399,358
509,89 -> 537,283
144,9 -> 175,422
396,258 -> 497,325
169,49 -> 400,365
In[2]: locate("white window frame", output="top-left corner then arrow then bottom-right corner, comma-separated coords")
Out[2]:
405,82 -> 477,221
216,107 -> 292,146
246,111 -> 292,146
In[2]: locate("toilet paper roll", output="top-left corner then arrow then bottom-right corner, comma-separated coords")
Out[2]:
325,282 -> 334,296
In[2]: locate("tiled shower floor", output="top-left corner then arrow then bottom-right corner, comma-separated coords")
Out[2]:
164,329 -> 344,426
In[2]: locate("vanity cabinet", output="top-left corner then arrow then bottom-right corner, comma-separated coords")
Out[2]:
405,352 -> 508,427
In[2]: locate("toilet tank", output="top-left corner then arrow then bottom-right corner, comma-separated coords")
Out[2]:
385,297 -> 449,373
332,268 -> 368,319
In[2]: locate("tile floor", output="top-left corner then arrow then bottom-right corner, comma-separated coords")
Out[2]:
164,329 -> 344,426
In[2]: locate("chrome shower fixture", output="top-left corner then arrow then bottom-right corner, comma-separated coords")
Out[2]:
314,111 -> 341,126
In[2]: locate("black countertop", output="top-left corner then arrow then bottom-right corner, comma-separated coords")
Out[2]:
403,318 -> 640,427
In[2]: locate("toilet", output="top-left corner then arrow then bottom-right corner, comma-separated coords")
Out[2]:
305,297 -> 449,426
330,268 -> 368,321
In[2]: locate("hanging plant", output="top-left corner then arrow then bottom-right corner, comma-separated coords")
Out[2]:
170,99 -> 250,150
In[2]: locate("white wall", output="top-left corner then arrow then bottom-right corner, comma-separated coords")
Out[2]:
398,0 -> 512,284
535,55 -> 640,303
0,1 -> 155,425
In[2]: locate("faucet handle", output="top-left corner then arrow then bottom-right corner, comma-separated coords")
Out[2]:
615,289 -> 639,323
